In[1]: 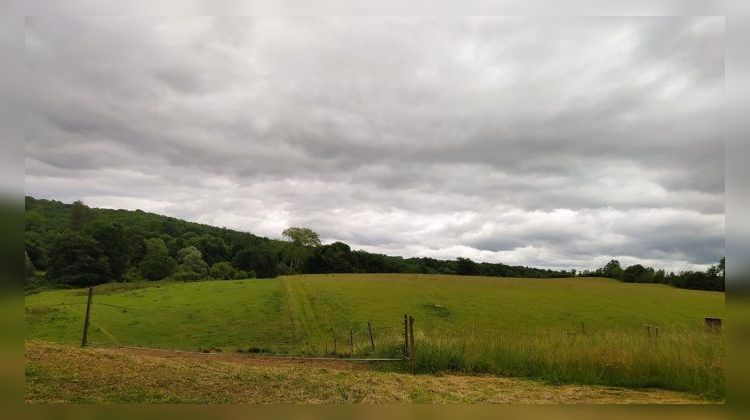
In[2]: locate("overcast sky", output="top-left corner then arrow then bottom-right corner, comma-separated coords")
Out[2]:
24,17 -> 724,272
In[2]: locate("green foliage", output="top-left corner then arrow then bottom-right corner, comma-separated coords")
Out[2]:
592,259 -> 725,292
89,222 -> 129,281
69,200 -> 92,231
139,238 -> 176,281
280,227 -> 320,271
305,241 -> 355,273
23,196 -> 725,291
209,261 -> 235,280
25,231 -> 49,270
232,243 -> 278,278
623,264 -> 653,283
275,262 -> 296,276
602,259 -> 624,280
456,257 -> 479,276
25,210 -> 45,231
172,246 -> 209,281
187,234 -> 228,266
282,227 -> 321,247
124,229 -> 148,265
45,232 -> 111,287
25,250 -> 36,277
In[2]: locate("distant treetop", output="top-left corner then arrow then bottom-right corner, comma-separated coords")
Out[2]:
282,227 -> 321,247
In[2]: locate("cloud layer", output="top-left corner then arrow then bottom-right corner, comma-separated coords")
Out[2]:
24,17 -> 724,271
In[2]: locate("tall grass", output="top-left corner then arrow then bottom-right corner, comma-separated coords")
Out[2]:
285,323 -> 723,399
406,326 -> 724,400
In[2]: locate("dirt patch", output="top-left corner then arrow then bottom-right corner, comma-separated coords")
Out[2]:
422,303 -> 451,317
108,345 -> 369,371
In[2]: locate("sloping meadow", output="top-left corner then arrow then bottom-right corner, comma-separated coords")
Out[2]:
25,274 -> 725,399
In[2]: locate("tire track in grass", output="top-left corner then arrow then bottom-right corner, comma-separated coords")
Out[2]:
282,276 -> 359,353
281,276 -> 322,350
284,276 -> 328,348
285,276 -> 371,354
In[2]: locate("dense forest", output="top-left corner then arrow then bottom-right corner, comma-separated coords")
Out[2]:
24,197 -> 724,292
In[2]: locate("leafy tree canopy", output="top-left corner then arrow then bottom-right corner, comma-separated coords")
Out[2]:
282,227 -> 321,247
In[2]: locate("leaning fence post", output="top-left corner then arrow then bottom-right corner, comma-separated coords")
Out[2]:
368,321 -> 375,352
409,316 -> 416,373
81,287 -> 94,347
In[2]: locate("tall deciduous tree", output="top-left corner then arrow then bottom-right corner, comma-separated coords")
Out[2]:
282,227 -> 321,247
602,259 -> 624,280
187,234 -> 228,266
69,200 -> 92,231
89,222 -> 129,281
282,227 -> 321,270
232,242 -> 279,278
456,257 -> 479,276
46,232 -> 111,287
139,238 -> 176,280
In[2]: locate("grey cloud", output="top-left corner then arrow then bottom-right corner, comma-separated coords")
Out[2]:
24,17 -> 724,271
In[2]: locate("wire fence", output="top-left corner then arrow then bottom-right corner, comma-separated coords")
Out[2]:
26,296 -> 416,360
26,287 -> 724,364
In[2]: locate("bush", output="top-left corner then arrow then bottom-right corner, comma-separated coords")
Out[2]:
174,246 -> 209,280
233,270 -> 255,279
209,261 -> 235,280
171,268 -> 204,281
122,267 -> 143,283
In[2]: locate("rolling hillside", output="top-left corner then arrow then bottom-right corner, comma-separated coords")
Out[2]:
25,273 -> 725,398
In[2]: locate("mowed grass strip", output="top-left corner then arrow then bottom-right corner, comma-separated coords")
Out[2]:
25,341 -> 713,404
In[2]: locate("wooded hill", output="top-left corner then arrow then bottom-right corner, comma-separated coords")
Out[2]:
24,196 -> 573,290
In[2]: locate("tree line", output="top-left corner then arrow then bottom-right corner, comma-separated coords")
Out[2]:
578,258 -> 725,291
24,197 -> 724,292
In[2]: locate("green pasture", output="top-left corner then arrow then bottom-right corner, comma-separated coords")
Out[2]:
25,274 -> 725,398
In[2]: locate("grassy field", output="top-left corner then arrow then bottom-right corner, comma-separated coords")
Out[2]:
25,274 -> 725,398
25,341 -> 711,404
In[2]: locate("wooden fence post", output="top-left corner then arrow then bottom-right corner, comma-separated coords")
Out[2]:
81,287 -> 94,347
643,324 -> 660,340
705,317 -> 723,333
409,316 -> 416,373
403,314 -> 408,357
368,321 -> 375,352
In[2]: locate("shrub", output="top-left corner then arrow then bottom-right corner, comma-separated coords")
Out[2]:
209,261 -> 235,280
